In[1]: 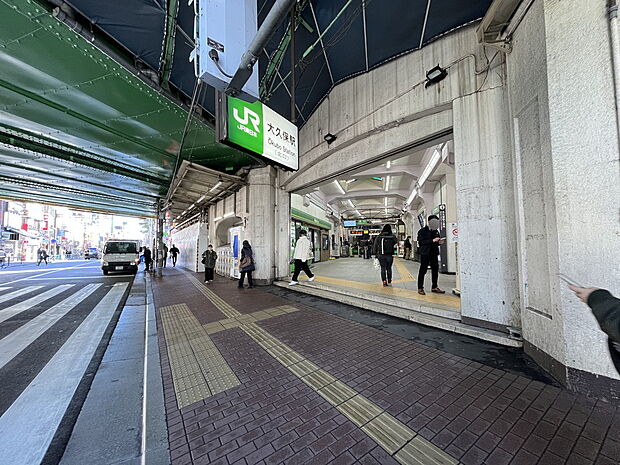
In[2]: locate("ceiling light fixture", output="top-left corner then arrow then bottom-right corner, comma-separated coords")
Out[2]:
214,216 -> 223,222
384,175 -> 390,192
384,197 -> 388,207
324,133 -> 337,144
345,179 -> 357,184
209,181 -> 222,192
425,65 -> 448,87
197,195 -> 206,203
223,212 -> 235,218
406,187 -> 418,206
333,180 -> 345,195
386,160 -> 392,169
418,148 -> 442,187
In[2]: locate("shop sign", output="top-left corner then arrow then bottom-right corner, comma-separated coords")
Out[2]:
218,95 -> 298,171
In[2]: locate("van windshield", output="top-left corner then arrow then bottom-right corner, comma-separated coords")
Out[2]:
104,242 -> 137,254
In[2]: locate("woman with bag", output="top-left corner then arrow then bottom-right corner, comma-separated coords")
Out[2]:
238,240 -> 255,289
372,224 -> 398,287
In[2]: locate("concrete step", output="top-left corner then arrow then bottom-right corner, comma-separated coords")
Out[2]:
300,280 -> 461,321
274,281 -> 522,348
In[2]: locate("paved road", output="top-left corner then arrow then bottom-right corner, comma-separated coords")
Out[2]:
0,260 -> 136,464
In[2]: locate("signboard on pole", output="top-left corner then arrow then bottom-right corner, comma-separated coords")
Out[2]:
217,93 -> 299,171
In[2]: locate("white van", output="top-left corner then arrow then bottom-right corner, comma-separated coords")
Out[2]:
101,240 -> 141,275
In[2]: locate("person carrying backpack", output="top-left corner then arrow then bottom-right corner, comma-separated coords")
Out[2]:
372,225 -> 398,287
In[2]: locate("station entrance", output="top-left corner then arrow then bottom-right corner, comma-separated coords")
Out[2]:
287,138 -> 462,322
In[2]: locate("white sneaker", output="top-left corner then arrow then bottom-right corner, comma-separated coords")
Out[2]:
308,276 -> 315,282
289,281 -> 299,286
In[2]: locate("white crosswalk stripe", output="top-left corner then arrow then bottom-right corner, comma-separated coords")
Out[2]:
0,286 -> 43,305
0,285 -> 73,324
0,282 -> 129,465
0,287 -> 11,292
0,283 -> 103,370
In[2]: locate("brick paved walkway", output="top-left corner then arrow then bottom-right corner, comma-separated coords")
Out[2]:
152,268 -> 619,465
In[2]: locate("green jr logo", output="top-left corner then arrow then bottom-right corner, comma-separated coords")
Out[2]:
233,106 -> 260,137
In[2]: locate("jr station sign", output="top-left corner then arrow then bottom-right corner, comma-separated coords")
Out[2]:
216,93 -> 299,171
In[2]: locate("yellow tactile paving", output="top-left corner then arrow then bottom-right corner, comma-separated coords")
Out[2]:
179,271 -> 461,465
160,303 -> 239,409
312,275 -> 461,309
393,258 -> 417,283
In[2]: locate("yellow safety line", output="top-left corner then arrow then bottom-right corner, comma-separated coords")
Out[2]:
311,275 -> 460,309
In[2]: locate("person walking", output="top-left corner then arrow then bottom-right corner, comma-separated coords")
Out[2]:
372,224 -> 398,287
569,285 -> 620,373
289,230 -> 315,285
403,236 -> 412,260
142,246 -> 153,272
417,215 -> 445,295
238,240 -> 255,288
36,247 -> 48,266
202,245 -> 217,283
162,243 -> 168,268
169,244 -> 179,267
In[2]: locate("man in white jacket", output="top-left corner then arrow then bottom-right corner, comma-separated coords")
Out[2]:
289,230 -> 316,285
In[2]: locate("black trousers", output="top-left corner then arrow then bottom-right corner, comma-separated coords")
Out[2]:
171,255 -> 177,266
239,270 -> 253,287
418,253 -> 439,289
144,259 -> 152,271
292,259 -> 314,281
378,255 -> 394,283
37,257 -> 47,266
204,267 -> 214,281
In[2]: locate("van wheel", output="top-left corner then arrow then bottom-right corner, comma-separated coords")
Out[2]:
103,270 -> 109,275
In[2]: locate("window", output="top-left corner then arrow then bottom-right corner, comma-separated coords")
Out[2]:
104,242 -> 137,254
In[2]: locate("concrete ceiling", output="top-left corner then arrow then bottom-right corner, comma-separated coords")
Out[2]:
305,141 -> 451,220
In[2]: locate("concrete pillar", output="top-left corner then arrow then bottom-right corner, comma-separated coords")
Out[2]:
274,185 -> 291,280
245,166 -> 277,284
541,0 -> 620,386
453,86 -> 521,332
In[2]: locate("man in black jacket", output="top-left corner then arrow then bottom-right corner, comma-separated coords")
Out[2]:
569,285 -> 620,373
417,215 -> 445,295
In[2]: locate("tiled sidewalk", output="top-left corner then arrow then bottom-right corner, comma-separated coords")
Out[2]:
152,268 -> 619,465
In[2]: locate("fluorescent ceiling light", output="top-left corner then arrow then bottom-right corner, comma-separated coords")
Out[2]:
355,209 -> 362,217
384,197 -> 388,207
418,149 -> 441,188
223,212 -> 234,218
347,200 -> 355,209
197,195 -> 206,203
386,160 -> 392,169
209,181 -> 222,192
345,179 -> 357,184
333,180 -> 345,195
214,216 -> 223,221
384,176 -> 390,192
406,187 -> 418,206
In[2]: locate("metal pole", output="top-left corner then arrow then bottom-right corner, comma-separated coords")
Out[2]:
156,202 -> 164,278
225,0 -> 296,98
290,3 -> 296,124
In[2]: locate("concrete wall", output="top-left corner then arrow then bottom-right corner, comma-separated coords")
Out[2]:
280,24 -> 482,193
454,85 -> 521,330
543,0 -> 620,383
170,221 -> 208,272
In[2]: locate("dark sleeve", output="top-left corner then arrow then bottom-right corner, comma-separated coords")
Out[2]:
213,252 -> 217,260
417,230 -> 433,246
588,289 -> 620,344
372,237 -> 379,255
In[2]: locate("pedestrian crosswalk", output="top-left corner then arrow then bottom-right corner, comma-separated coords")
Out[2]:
0,281 -> 130,465
0,285 -> 43,305
0,285 -> 73,324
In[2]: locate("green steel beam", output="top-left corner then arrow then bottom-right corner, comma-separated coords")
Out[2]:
161,0 -> 180,88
